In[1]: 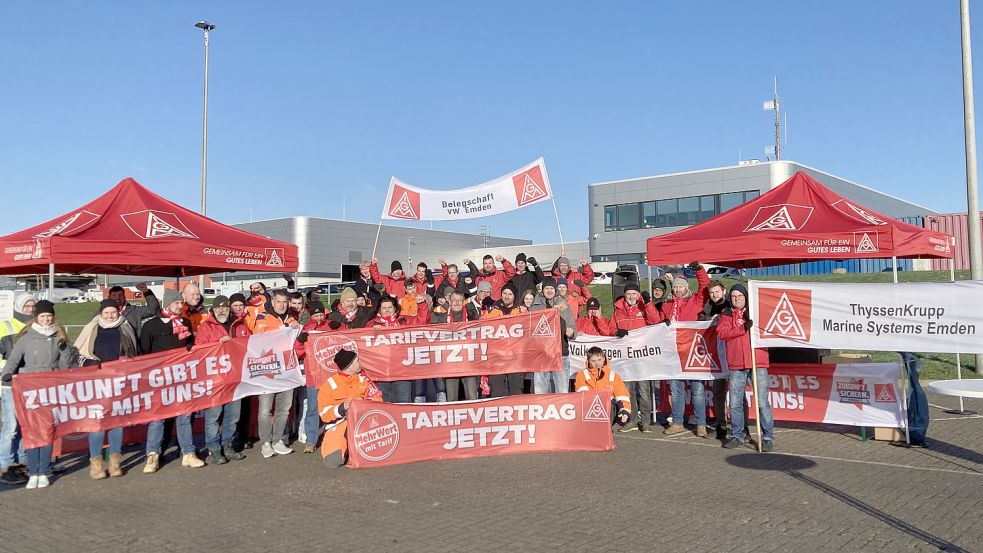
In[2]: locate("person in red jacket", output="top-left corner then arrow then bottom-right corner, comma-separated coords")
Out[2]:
661,262 -> 712,438
576,297 -> 615,336
369,258 -> 408,299
370,296 -> 429,403
610,282 -> 661,432
295,301 -> 331,453
198,296 -> 250,465
464,255 -> 516,301
551,256 -> 595,299
717,283 -> 774,451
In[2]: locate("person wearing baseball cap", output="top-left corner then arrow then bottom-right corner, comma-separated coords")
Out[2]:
198,295 -> 251,465
317,349 -> 384,468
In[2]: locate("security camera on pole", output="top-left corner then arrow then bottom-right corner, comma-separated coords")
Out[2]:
195,20 -> 215,290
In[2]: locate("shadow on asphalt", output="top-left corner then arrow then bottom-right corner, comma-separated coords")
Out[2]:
725,454 -> 968,553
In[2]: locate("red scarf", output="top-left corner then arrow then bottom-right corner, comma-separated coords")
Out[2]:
248,295 -> 265,307
161,308 -> 192,340
374,314 -> 401,327
343,307 -> 359,322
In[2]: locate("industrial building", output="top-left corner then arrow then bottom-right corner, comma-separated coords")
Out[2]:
587,160 -> 939,274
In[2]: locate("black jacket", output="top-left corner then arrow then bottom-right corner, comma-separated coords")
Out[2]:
509,265 -> 544,296
700,298 -> 730,321
328,306 -> 373,330
351,278 -> 382,306
139,316 -> 194,354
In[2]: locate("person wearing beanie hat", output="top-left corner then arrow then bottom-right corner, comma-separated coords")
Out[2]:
139,290 -> 201,473
509,253 -> 544,300
700,279 -> 731,439
549,255 -> 596,301
465,254 -> 516,302
317,349 -> 383,467
369,257 -> 408,299
70,297 -> 138,480
575,296 -> 615,336
329,287 -> 373,331
2,297 -> 72,488
292,299 -> 331,454
352,262 -> 383,307
611,280 -> 662,432
12,294 -> 37,323
197,291 -> 251,465
229,293 -> 247,318
717,282 -> 773,451
659,262 -> 711,438
529,274 -> 576,395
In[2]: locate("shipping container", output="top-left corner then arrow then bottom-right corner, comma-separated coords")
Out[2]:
925,213 -> 981,271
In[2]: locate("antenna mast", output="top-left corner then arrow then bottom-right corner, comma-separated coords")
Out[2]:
772,77 -> 781,160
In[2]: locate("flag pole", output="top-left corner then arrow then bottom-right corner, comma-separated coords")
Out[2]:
549,195 -> 565,251
748,282 -> 764,452
371,220 -> 384,260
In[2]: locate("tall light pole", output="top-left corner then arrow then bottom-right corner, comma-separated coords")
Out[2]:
959,1 -> 983,373
195,20 -> 215,291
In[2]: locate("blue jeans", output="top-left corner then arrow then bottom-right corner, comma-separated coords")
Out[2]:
303,387 -> 321,446
146,414 -> 195,455
88,428 -> 123,458
204,400 -> 241,452
1,388 -> 25,468
670,380 -> 706,426
728,368 -> 774,442
535,357 -> 570,394
26,445 -> 53,476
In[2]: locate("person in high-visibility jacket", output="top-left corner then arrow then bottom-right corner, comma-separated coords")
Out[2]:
574,346 -> 632,427
317,349 -> 383,467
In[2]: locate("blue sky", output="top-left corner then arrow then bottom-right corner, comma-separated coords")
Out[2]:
0,1 -> 979,243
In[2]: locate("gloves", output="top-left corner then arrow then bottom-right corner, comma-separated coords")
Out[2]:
374,282 -> 387,292
688,261 -> 701,271
697,313 -> 707,322
337,403 -> 347,417
482,296 -> 495,308
744,318 -> 754,331
616,409 -> 631,426
328,320 -> 342,330
573,279 -> 584,287
664,318 -> 672,326
527,257 -> 538,267
464,277 -> 473,285
615,328 -> 629,338
640,291 -> 651,304
297,332 -> 309,343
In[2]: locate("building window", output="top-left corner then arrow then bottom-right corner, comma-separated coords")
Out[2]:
656,199 -> 676,227
745,190 -> 760,201
677,197 -> 699,226
604,206 -> 617,231
719,191 -> 743,213
700,195 -> 716,222
617,203 -> 641,230
642,201 -> 657,228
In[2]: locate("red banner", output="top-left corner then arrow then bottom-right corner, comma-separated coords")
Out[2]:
304,310 -> 562,386
12,329 -> 302,449
345,390 -> 614,468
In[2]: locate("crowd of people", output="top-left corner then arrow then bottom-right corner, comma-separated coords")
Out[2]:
0,252 -> 774,485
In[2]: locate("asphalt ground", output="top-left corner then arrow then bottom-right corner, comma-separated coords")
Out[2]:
2,391 -> 982,553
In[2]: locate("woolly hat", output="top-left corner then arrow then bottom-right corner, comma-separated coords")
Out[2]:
477,281 -> 493,293
162,289 -> 182,308
340,287 -> 357,302
334,348 -> 357,371
515,252 -> 527,264
501,282 -> 518,298
98,299 -> 118,313
211,295 -> 231,308
229,292 -> 247,305
586,297 -> 601,310
729,282 -> 749,301
35,300 -> 55,316
624,281 -> 640,293
672,276 -> 689,289
556,277 -> 568,287
309,301 -> 326,314
14,294 -> 36,314
391,260 -> 403,273
557,256 -> 571,266
541,277 -> 557,291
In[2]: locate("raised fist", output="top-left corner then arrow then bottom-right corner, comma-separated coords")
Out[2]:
579,259 -> 588,267
527,257 -> 538,266
495,255 -> 504,263
462,258 -> 471,266
371,257 -> 379,265
688,261 -> 701,271
135,282 -> 149,293
438,258 -> 446,266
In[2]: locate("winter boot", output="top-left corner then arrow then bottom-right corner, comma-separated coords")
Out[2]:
108,454 -> 123,477
89,457 -> 107,480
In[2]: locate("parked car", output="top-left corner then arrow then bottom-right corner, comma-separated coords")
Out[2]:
707,266 -> 747,278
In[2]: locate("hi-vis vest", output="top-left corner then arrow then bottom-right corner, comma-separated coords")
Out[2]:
0,318 -> 26,369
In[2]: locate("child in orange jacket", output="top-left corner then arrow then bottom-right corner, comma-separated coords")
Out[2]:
574,346 -> 632,427
317,349 -> 383,467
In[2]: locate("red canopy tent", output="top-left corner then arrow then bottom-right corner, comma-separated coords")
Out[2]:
646,171 -> 953,268
0,178 -> 298,276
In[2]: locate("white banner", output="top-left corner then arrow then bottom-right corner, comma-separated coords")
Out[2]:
569,322 -> 729,381
0,291 -> 14,321
749,280 -> 983,353
381,158 -> 553,221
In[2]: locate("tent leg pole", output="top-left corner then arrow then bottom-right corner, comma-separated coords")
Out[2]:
891,256 -> 898,284
944,258 -> 976,414
48,263 -> 55,301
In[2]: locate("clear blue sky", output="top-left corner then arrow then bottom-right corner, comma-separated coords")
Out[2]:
1,1 -> 980,243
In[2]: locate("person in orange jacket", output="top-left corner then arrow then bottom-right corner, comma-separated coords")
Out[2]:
574,347 -> 632,428
318,349 -> 383,467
